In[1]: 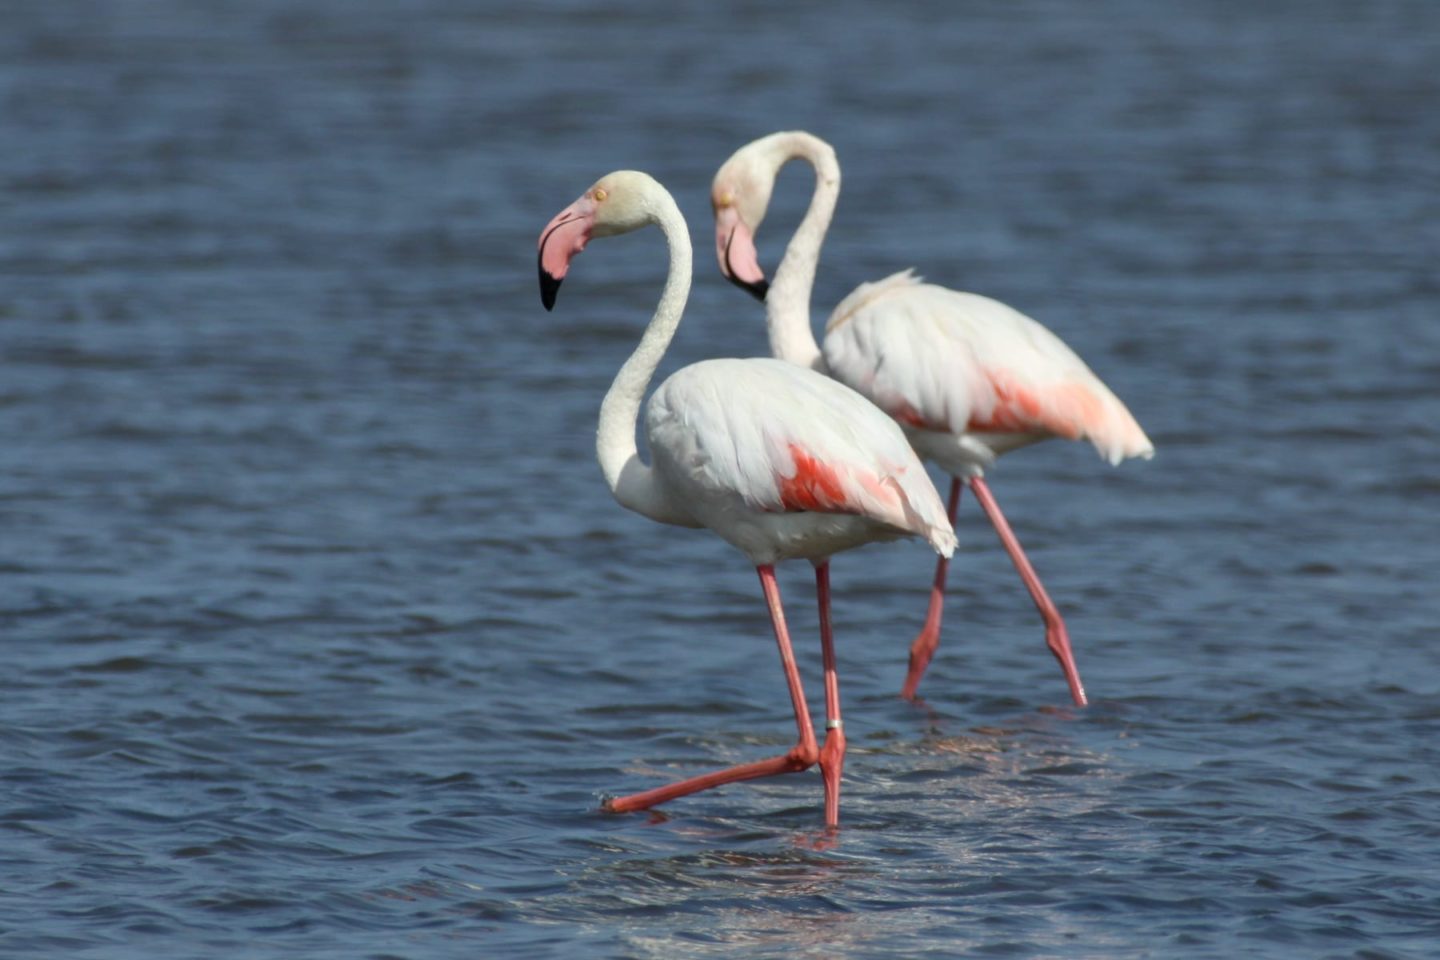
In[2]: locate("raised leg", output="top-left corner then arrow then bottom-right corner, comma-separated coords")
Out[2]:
901,476 -> 963,700
968,476 -> 1088,707
814,562 -> 845,829
603,564 -> 821,815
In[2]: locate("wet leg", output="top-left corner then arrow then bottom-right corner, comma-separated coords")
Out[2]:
814,562 -> 846,829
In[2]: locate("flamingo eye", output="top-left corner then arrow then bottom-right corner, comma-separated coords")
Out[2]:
592,187 -> 608,202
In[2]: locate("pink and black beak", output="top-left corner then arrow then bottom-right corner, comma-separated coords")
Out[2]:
715,205 -> 768,302
537,197 -> 597,311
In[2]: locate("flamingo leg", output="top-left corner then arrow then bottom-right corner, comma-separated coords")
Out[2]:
603,564 -> 821,816
968,476 -> 1089,707
901,476 -> 963,700
814,562 -> 846,829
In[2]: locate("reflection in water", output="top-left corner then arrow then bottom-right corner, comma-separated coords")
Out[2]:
537,714 -> 1138,955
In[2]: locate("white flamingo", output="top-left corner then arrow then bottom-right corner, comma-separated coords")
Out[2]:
711,131 -> 1153,706
537,170 -> 956,827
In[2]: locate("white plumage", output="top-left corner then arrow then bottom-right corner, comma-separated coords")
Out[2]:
537,169 -> 954,828
711,131 -> 1154,706
647,355 -> 955,564
824,270 -> 1154,475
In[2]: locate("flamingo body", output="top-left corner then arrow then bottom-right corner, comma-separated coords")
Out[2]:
647,356 -> 955,565
711,131 -> 1153,706
537,169 -> 954,827
823,270 -> 1153,477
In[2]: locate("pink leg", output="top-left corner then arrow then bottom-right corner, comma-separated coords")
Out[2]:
968,477 -> 1089,707
814,562 -> 845,829
901,476 -> 963,700
603,564 -> 821,816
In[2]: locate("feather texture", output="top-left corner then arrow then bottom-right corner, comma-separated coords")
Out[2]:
645,357 -> 956,562
825,271 -> 1154,475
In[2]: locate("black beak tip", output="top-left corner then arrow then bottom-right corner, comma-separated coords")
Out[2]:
539,263 -> 561,312
723,269 -> 769,302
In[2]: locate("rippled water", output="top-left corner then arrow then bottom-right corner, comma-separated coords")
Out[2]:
4,1 -> 1439,957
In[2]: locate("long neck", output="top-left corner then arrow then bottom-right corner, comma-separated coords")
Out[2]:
766,133 -> 839,374
595,193 -> 694,526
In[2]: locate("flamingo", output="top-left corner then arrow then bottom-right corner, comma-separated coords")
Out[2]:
537,170 -> 956,827
711,131 -> 1153,707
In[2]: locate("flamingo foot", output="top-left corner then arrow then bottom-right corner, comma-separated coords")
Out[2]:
602,741 -> 821,815
900,622 -> 941,701
1045,622 -> 1088,708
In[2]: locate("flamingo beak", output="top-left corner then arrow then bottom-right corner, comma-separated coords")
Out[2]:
537,198 -> 597,311
715,206 -> 769,302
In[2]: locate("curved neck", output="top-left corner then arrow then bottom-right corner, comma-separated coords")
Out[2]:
766,133 -> 839,374
595,192 -> 693,526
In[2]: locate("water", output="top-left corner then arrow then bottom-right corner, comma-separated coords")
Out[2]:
3,1 -> 1438,956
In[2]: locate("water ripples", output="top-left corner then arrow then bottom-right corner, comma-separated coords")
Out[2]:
5,0 -> 1440,957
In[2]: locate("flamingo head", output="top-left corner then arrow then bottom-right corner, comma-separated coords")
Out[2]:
711,139 -> 784,302
538,170 -> 662,311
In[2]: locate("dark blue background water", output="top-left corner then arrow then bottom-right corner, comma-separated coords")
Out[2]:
3,1 -> 1438,956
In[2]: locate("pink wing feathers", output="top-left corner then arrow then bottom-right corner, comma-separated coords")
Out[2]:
824,271 -> 1154,466
645,356 -> 956,555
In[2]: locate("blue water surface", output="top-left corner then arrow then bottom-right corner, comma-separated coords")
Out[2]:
3,1 -> 1439,957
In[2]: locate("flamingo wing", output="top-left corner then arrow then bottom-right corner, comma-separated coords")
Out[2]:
824,271 -> 1154,466
645,357 -> 955,551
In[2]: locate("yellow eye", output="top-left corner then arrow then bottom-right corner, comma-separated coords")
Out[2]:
592,187 -> 608,202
